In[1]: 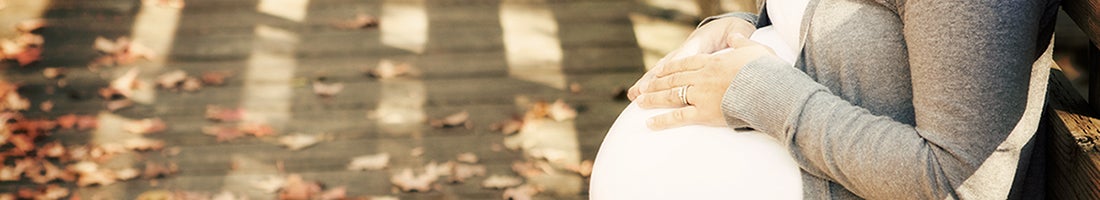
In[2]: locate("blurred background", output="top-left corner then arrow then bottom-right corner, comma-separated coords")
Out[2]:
0,0 -> 1092,199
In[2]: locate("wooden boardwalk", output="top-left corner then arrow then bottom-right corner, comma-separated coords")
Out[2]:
0,0 -> 722,199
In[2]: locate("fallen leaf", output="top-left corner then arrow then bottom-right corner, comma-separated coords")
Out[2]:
25,161 -> 75,184
201,71 -> 232,86
390,168 -> 438,192
312,81 -> 343,98
490,117 -> 523,135
115,167 -> 139,180
181,77 -> 202,92
569,82 -> 582,94
94,36 -> 123,54
42,68 -> 64,79
317,186 -> 346,200
106,99 -> 134,111
55,114 -> 77,129
347,153 -> 390,171
548,99 -> 577,121
456,152 -> 478,164
36,141 -> 66,158
108,68 -> 140,98
481,175 -> 522,189
511,161 -> 545,178
278,174 -> 321,200
205,105 -> 246,122
448,163 -> 486,183
142,161 -> 178,179
429,111 -> 470,129
122,137 -> 166,151
239,122 -> 276,137
279,134 -> 321,151
39,100 -> 53,112
76,169 -> 116,187
202,125 -> 244,142
252,175 -> 286,194
155,70 -> 188,89
502,185 -> 542,200
332,14 -> 379,29
123,118 -> 167,134
38,184 -> 70,200
368,59 -> 418,79
3,89 -> 29,111
12,46 -> 40,66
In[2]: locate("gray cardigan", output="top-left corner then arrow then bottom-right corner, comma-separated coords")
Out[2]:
705,0 -> 1059,199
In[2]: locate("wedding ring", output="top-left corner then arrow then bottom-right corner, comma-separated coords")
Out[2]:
679,85 -> 692,106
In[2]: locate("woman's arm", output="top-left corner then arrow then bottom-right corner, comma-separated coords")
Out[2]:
720,0 -> 1047,198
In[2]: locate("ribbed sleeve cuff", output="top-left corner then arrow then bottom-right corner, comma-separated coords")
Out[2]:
721,56 -> 827,138
698,12 -> 760,29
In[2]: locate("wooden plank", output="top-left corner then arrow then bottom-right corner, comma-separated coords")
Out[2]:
1044,68 -> 1100,199
1063,0 -> 1100,50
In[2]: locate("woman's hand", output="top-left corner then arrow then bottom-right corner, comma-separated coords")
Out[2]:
635,36 -> 775,130
627,17 -> 757,100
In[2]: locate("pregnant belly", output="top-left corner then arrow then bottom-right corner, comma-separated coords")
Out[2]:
589,103 -> 803,199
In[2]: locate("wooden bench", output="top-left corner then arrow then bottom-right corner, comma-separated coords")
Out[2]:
1041,0 -> 1100,198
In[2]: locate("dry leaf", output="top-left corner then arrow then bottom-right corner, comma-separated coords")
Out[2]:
312,82 -> 344,98
239,122 -> 276,137
368,59 -> 418,79
390,168 -> 438,192
569,82 -> 582,94
502,185 -> 542,200
548,99 -> 577,121
156,70 -> 188,89
201,71 -> 232,86
490,117 -> 523,135
206,105 -> 246,122
202,125 -> 244,142
42,68 -> 64,79
38,184 -> 70,200
123,118 -> 167,134
279,134 -> 321,150
122,137 -> 166,151
278,174 -> 322,200
456,152 -> 478,164
76,169 -> 116,187
106,99 -> 134,111
511,161 -> 545,178
332,14 -> 379,29
39,100 -> 53,112
348,153 -> 390,171
317,186 -> 346,200
448,163 -> 486,183
481,175 -> 522,189
181,77 -> 202,92
109,68 -> 140,98
115,167 -> 139,180
142,161 -> 178,179
36,141 -> 66,158
429,111 -> 470,129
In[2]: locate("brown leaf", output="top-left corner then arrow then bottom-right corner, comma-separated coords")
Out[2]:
456,152 -> 478,164
201,71 -> 232,86
142,161 -> 178,179
490,117 -> 524,135
278,134 -> 322,151
12,46 -> 39,66
548,99 -> 577,121
332,14 -> 379,29
123,118 -> 167,134
55,114 -> 77,129
155,70 -> 188,89
205,105 -> 246,122
239,122 -> 276,137
367,59 -> 418,79
39,100 -> 53,112
390,168 -> 438,192
37,184 -> 70,200
511,161 -> 545,178
114,167 -> 139,180
108,68 -> 140,98
312,81 -> 344,98
122,137 -> 166,151
448,163 -> 486,183
36,141 -> 66,158
181,77 -> 202,92
76,169 -> 116,187
318,186 -> 347,200
481,175 -> 522,189
569,82 -> 582,94
347,153 -> 390,171
42,67 -> 64,79
202,125 -> 244,142
429,111 -> 470,129
502,185 -> 542,200
278,174 -> 322,200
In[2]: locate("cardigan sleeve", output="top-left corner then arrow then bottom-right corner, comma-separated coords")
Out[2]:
719,0 -> 1047,199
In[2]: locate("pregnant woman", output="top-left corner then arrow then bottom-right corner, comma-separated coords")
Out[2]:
590,0 -> 1058,199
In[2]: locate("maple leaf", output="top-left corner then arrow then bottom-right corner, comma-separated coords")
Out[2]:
332,14 -> 379,29
311,81 -> 343,98
278,174 -> 321,200
456,152 -> 478,164
347,153 -> 390,171
481,175 -> 523,189
448,163 -> 486,183
278,134 -> 321,151
502,184 -> 542,200
390,168 -> 438,192
429,111 -> 471,129
123,118 -> 167,134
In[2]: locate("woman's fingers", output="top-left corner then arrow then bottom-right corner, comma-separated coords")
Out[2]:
647,106 -> 700,130
643,72 -> 694,93
655,55 -> 708,78
636,87 -> 690,109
